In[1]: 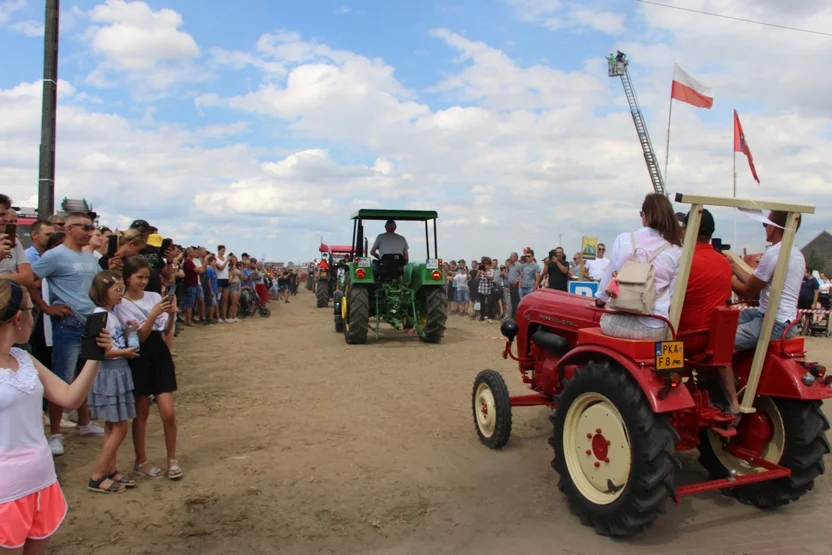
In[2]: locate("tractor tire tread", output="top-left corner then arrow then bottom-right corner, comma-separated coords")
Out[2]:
551,360 -> 679,538
419,287 -> 448,343
316,280 -> 330,308
697,398 -> 830,509
472,369 -> 512,449
345,285 -> 370,344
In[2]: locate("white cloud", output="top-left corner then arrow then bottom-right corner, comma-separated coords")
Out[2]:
505,0 -> 624,34
2,2 -> 832,262
10,19 -> 43,37
82,0 -> 207,97
0,0 -> 26,26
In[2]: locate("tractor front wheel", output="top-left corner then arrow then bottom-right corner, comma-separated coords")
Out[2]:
418,287 -> 448,344
344,284 -> 370,344
551,360 -> 680,537
697,397 -> 830,509
472,370 -> 512,449
316,280 -> 330,308
333,291 -> 345,333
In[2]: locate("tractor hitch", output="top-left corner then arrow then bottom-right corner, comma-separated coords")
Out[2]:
672,445 -> 791,503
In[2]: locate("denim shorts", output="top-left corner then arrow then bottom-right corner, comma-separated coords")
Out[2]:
51,314 -> 85,384
195,283 -> 204,300
734,307 -> 797,351
184,286 -> 198,308
455,289 -> 470,303
205,293 -> 216,307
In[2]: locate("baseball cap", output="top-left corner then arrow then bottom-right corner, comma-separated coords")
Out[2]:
129,219 -> 151,231
683,208 -> 716,237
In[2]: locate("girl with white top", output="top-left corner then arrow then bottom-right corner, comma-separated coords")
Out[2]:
113,257 -> 181,481
87,271 -> 140,494
596,193 -> 683,340
0,278 -> 111,552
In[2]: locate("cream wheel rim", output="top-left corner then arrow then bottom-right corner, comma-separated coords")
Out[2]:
563,392 -> 631,505
474,383 -> 497,438
708,395 -> 785,475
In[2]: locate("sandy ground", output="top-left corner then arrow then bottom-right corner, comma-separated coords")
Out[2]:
48,289 -> 832,555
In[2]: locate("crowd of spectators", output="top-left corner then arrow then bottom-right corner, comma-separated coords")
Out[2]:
0,194 -> 299,552
443,243 -> 612,323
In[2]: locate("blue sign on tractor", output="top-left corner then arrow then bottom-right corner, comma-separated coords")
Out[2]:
568,281 -> 599,298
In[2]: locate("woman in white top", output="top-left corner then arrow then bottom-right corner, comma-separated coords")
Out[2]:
596,193 -> 683,340
0,278 -> 111,551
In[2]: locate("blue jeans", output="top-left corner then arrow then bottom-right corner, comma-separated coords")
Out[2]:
51,314 -> 85,384
734,307 -> 797,351
519,287 -> 534,299
184,286 -> 198,308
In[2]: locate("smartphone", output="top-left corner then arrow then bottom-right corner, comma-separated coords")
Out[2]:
81,311 -> 109,361
107,230 -> 125,258
711,238 -> 722,252
4,224 -> 16,245
163,294 -> 175,305
160,238 -> 173,253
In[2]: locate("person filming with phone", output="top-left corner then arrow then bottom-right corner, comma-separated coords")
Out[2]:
0,195 -> 35,288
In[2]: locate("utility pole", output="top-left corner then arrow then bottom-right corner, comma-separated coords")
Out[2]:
37,0 -> 59,217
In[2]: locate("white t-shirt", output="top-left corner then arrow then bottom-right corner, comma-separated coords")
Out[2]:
113,292 -> 169,332
585,258 -> 610,281
453,272 -> 469,291
753,242 -> 804,324
216,256 -> 229,280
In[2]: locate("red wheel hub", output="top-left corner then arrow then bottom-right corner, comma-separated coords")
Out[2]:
733,412 -> 773,456
591,432 -> 609,461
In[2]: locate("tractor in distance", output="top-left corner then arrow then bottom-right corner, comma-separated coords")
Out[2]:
334,209 -> 448,343
315,242 -> 355,308
472,193 -> 831,537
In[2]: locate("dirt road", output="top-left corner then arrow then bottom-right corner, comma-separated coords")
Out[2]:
50,290 -> 832,555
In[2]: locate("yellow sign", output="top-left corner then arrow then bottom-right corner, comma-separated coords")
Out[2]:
581,236 -> 598,260
655,341 -> 684,371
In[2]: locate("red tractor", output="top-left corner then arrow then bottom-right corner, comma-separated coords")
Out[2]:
472,194 -> 831,537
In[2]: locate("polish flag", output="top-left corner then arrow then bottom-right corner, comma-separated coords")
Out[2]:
670,64 -> 713,109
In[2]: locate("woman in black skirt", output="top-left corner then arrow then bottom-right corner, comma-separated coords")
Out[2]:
113,256 -> 182,480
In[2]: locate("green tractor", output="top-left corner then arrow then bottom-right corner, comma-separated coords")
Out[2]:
334,209 -> 448,344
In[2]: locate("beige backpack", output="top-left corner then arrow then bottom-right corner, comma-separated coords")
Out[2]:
609,232 -> 670,316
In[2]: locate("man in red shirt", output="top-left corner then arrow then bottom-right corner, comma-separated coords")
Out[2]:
182,247 -> 200,326
678,209 -> 738,417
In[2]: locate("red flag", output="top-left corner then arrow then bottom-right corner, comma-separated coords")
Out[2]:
733,110 -> 760,184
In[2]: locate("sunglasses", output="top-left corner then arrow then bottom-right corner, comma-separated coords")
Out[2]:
598,247 -> 605,251
69,222 -> 95,231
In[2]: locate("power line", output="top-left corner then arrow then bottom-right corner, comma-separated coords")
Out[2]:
635,0 -> 832,37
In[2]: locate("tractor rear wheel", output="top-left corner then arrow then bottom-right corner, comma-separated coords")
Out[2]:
472,370 -> 512,449
418,287 -> 448,344
344,284 -> 370,344
316,280 -> 330,308
697,397 -> 830,509
551,360 -> 680,537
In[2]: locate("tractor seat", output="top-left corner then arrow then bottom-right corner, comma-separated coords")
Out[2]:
376,253 -> 406,282
577,328 -> 657,361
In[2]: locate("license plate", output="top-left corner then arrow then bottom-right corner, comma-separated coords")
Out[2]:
655,341 -> 684,371
426,259 -> 439,269
358,257 -> 371,268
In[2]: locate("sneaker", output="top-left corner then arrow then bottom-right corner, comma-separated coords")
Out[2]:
60,414 -> 77,429
49,435 -> 65,456
75,422 -> 105,437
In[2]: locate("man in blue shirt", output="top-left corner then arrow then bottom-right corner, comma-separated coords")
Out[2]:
31,211 -> 104,455
24,220 -> 55,265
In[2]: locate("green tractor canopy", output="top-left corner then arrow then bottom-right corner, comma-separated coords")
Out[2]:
334,209 -> 448,344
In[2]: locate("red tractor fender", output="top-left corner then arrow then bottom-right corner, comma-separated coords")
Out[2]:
556,346 -> 695,414
733,339 -> 832,401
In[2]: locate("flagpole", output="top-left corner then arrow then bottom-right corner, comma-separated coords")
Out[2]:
732,150 -> 737,251
664,96 -> 673,186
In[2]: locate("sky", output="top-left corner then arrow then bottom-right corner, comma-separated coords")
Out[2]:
1,0 -> 830,263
